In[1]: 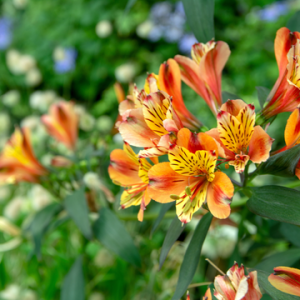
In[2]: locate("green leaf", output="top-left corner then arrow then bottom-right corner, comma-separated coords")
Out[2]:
256,86 -> 270,109
93,208 -> 141,267
60,256 -> 85,300
182,0 -> 214,43
280,223 -> 300,247
159,217 -> 186,269
222,91 -> 240,103
259,144 -> 300,177
247,185 -> 300,225
254,249 -> 300,273
172,213 -> 213,300
64,188 -> 92,240
26,203 -> 63,257
151,202 -> 174,236
256,270 -> 299,300
287,11 -> 300,32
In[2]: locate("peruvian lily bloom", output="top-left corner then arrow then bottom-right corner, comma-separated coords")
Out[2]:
207,100 -> 273,173
41,101 -> 78,150
118,90 -> 183,158
260,27 -> 300,121
159,59 -> 202,130
0,128 -> 47,184
186,289 -> 211,300
175,40 -> 230,116
268,266 -> 300,297
108,143 -> 156,221
148,128 -> 234,223
214,263 -> 262,300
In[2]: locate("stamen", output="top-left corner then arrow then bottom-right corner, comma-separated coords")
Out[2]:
205,258 -> 225,275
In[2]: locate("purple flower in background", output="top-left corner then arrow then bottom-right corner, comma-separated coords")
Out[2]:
178,34 -> 197,54
54,47 -> 77,74
258,2 -> 289,22
0,18 -> 12,50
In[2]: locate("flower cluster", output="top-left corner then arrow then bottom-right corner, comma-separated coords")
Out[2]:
109,38 -> 275,223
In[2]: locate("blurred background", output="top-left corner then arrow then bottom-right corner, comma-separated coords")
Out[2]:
0,0 -> 300,299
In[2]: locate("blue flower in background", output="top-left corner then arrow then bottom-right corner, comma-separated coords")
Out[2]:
178,34 -> 198,54
0,18 -> 12,50
258,2 -> 289,22
54,47 -> 77,74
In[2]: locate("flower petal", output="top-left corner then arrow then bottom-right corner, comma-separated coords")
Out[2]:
207,171 -> 233,219
214,275 -> 236,300
284,107 -> 300,147
248,125 -> 273,164
220,99 -> 247,117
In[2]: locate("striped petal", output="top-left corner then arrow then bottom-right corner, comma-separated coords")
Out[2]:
144,73 -> 160,94
214,275 -> 236,300
203,288 -> 212,300
207,171 -> 233,219
284,107 -> 300,147
220,99 -> 247,117
268,266 -> 300,297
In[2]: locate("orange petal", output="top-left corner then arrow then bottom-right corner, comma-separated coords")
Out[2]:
108,148 -> 142,186
268,266 -> 300,297
284,107 -> 300,147
244,271 -> 262,300
138,147 -> 168,158
144,73 -> 159,94
203,288 -> 212,300
159,58 -> 201,129
114,82 -> 125,103
119,99 -> 135,117
248,125 -> 273,164
220,99 -> 247,117
214,275 -> 236,300
199,41 -> 231,109
207,171 -> 233,219
138,189 -> 151,222
118,108 -> 160,147
147,162 -> 191,203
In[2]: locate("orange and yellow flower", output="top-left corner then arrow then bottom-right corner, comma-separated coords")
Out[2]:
159,59 -> 202,130
41,101 -> 78,150
148,128 -> 234,223
268,266 -> 300,296
0,128 -> 47,184
214,263 -> 262,300
207,100 -> 273,173
175,40 -> 230,116
261,27 -> 300,120
108,143 -> 156,221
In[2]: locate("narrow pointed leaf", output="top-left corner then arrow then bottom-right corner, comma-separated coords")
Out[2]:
222,91 -> 240,103
287,11 -> 300,32
159,216 -> 186,269
247,186 -> 300,225
64,188 -> 92,240
256,270 -> 299,300
256,86 -> 270,109
182,0 -> 214,43
280,223 -> 300,247
172,213 -> 213,300
254,249 -> 300,273
60,256 -> 85,300
151,202 -> 174,235
93,208 -> 141,267
259,144 -> 300,177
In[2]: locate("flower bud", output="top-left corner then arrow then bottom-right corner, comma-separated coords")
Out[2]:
96,20 -> 113,38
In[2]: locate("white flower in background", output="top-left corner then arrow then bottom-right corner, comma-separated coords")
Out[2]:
26,68 -> 42,87
1,90 -> 20,107
74,104 -> 86,117
41,154 -> 53,167
96,115 -> 113,133
83,172 -> 102,190
4,197 -> 24,221
53,47 -> 66,61
22,290 -> 37,300
136,20 -> 154,38
0,284 -> 21,300
6,50 -> 22,74
0,112 -> 10,135
0,186 -> 10,202
21,115 -> 40,131
18,55 -> 36,73
95,20 -> 113,38
29,90 -> 56,111
79,113 -> 95,131
94,248 -> 115,268
112,133 -> 123,145
89,292 -> 105,300
13,0 -> 28,9
115,63 -> 136,83
29,185 -> 52,211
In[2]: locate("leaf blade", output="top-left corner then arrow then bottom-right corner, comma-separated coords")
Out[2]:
256,86 -> 270,109
287,11 -> 300,32
151,202 -> 174,236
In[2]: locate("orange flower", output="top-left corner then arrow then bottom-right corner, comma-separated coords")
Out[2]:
260,27 -> 300,121
214,263 -> 262,300
41,101 -> 78,150
108,143 -> 156,221
0,128 -> 47,184
268,266 -> 300,297
207,100 -> 273,173
175,40 -> 230,116
186,289 -> 212,300
148,128 -> 234,223
118,90 -> 183,158
159,59 -> 202,129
